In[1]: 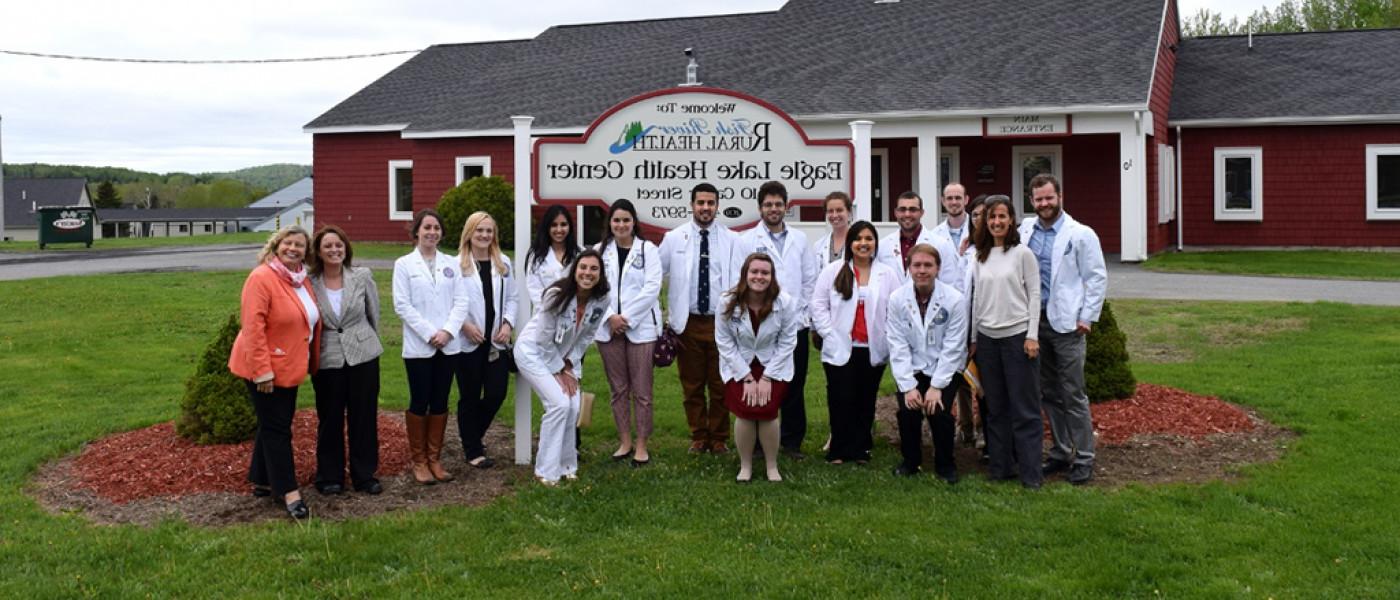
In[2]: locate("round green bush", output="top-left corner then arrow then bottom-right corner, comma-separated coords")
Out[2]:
176,313 -> 256,444
437,176 -> 515,251
1085,301 -> 1137,402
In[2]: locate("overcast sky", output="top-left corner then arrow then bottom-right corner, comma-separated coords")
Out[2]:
0,0 -> 1272,174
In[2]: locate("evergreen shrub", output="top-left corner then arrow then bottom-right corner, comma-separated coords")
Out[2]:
1086,301 -> 1137,402
176,313 -> 256,444
437,176 -> 514,250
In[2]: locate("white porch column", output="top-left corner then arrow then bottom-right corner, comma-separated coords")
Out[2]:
917,133 -> 940,227
850,120 -> 874,222
1118,118 -> 1149,261
511,115 -> 535,465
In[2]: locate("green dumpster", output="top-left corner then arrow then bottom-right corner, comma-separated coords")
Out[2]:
37,206 -> 96,249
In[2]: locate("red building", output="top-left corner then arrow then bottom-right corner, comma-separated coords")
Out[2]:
305,0 -> 1400,258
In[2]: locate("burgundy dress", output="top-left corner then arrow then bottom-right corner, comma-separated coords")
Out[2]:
723,308 -> 789,421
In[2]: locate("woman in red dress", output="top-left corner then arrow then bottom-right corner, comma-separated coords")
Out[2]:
715,253 -> 801,483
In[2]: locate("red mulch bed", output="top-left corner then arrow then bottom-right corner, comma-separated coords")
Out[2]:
72,410 -> 410,504
1091,383 -> 1255,445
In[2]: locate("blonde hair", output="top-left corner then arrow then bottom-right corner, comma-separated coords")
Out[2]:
255,225 -> 311,265
458,212 -> 507,276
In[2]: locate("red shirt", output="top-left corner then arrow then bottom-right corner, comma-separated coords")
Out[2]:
850,266 -> 868,344
899,226 -> 921,270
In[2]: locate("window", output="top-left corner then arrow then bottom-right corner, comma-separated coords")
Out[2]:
1213,147 -> 1262,221
1158,144 -> 1176,224
454,156 -> 492,186
1012,145 -> 1063,218
1366,144 -> 1400,221
910,147 -> 960,195
389,160 -> 414,221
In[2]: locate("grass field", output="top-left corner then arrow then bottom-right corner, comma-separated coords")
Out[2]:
1143,249 -> 1400,281
1,272 -> 1398,596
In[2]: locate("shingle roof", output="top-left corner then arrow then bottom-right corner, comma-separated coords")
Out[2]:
306,0 -> 1166,133
2,178 -> 89,229
248,177 -> 313,208
94,207 -> 281,222
1170,28 -> 1400,123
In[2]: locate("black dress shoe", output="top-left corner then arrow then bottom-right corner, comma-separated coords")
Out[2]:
1022,480 -> 1043,491
891,464 -> 920,477
780,447 -> 808,461
936,471 -> 961,485
1068,463 -> 1094,485
316,483 -> 345,495
355,481 -> 383,495
469,456 -> 495,469
631,457 -> 651,468
611,451 -> 631,461
1042,458 -> 1072,475
285,499 -> 310,520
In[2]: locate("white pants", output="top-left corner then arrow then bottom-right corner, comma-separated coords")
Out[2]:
519,367 -> 580,482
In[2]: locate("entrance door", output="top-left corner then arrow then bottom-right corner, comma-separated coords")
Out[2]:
1012,145 -> 1063,219
871,148 -> 889,221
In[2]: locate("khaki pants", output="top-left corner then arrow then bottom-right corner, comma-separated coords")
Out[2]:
677,315 -> 730,443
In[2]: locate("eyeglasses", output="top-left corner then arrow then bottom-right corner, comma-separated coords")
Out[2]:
895,207 -> 922,213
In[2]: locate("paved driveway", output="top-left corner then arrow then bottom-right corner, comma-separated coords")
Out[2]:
3,247 -> 1399,306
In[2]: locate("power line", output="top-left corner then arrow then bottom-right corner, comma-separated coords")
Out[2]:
0,48 -> 421,64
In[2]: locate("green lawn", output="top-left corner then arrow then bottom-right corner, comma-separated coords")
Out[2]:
1143,249 -> 1400,280
1,272 -> 1398,596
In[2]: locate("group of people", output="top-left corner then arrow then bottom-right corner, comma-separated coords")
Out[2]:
227,174 -> 1106,520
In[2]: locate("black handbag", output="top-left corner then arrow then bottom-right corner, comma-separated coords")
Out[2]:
653,320 -> 681,368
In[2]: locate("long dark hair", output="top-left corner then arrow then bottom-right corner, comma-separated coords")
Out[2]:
527,204 -> 580,271
544,248 -> 611,314
975,195 -> 1020,264
833,221 -> 879,300
308,225 -> 354,276
723,253 -> 781,323
597,199 -> 647,251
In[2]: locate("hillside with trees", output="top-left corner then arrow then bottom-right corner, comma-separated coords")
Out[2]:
1184,0 -> 1400,36
1,163 -> 310,209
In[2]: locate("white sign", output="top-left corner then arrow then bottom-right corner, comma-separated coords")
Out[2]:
534,88 -> 853,229
984,114 -> 1071,138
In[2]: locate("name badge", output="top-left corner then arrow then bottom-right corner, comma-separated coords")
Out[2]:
931,306 -> 949,326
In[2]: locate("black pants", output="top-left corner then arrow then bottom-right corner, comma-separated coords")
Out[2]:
312,358 -> 380,488
456,344 -> 509,460
246,382 -> 299,497
975,332 -> 1043,486
404,351 -> 455,416
896,373 -> 961,476
779,328 -> 811,451
823,348 -> 885,462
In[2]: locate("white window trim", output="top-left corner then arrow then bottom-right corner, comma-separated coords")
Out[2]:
871,148 -> 890,221
388,159 -> 414,222
911,147 -> 962,194
454,156 -> 492,186
1213,147 -> 1263,221
1158,144 -> 1176,224
1365,144 -> 1400,221
1012,145 -> 1063,220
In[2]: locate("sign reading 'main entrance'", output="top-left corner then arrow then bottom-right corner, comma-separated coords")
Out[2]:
534,87 -> 853,229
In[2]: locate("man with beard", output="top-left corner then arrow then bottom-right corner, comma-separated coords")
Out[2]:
659,183 -> 740,454
731,181 -> 819,459
1018,174 -> 1107,485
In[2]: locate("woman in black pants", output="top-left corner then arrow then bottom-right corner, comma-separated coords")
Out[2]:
309,225 -> 384,496
967,195 -> 1043,489
455,211 -> 517,469
810,221 -> 900,464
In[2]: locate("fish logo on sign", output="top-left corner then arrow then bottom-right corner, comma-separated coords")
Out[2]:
609,122 -> 655,154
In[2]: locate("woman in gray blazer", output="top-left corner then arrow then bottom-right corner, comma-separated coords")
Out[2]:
309,225 -> 385,495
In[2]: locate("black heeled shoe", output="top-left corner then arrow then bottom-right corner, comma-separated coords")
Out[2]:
284,498 -> 310,520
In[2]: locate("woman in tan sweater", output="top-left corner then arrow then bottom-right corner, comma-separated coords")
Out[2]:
968,195 -> 1043,489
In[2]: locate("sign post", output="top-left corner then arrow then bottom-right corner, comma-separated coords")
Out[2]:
535,88 -> 852,229
511,115 -> 534,466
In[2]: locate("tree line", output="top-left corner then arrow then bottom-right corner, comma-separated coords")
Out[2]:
1184,0 -> 1400,37
4,163 -> 310,209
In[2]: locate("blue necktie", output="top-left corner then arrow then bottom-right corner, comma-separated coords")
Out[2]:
697,229 -> 710,314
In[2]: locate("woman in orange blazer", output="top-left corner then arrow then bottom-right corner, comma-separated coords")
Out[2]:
229,226 -> 322,520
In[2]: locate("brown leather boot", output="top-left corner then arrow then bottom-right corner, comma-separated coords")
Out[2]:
425,413 -> 455,482
404,412 -> 435,485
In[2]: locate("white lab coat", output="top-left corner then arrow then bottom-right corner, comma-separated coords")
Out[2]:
886,281 -> 969,393
930,218 -> 971,295
877,227 -> 963,291
457,254 -> 518,354
594,238 -> 663,343
392,250 -> 470,359
810,259 -> 900,366
1017,213 -> 1108,334
732,225 -> 819,325
513,288 -> 609,379
714,291 -> 801,384
658,221 -> 739,334
812,229 -> 847,265
525,249 -> 571,310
